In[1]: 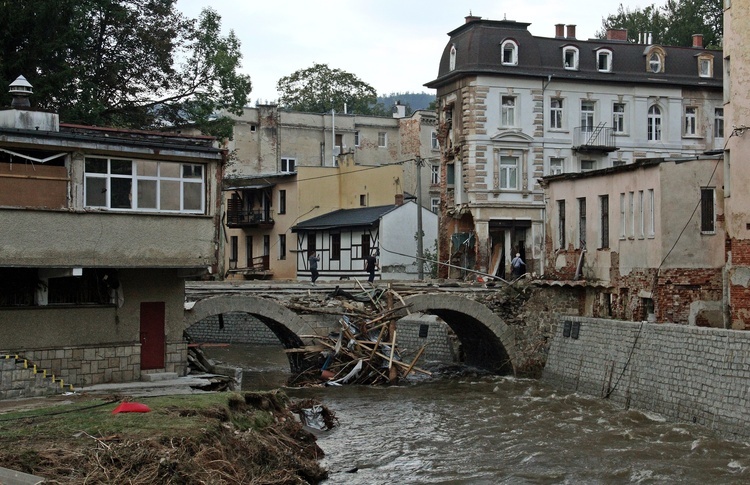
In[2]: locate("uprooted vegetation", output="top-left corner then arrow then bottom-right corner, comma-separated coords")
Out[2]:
0,391 -> 331,484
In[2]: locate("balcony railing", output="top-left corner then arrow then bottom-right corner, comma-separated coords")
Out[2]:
572,125 -> 618,153
226,209 -> 274,228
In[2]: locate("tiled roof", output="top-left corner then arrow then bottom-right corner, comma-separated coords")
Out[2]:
291,204 -> 398,232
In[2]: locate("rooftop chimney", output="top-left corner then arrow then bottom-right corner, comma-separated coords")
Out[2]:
555,24 -> 565,38
392,101 -> 406,119
395,193 -> 404,206
9,75 -> 32,108
692,34 -> 703,48
606,28 -> 628,42
566,24 -> 576,39
465,14 -> 481,24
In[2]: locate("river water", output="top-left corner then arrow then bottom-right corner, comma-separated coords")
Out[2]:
204,344 -> 750,484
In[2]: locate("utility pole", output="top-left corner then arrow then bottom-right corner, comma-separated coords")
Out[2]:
416,156 -> 424,280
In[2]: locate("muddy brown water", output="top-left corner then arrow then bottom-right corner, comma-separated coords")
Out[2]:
204,344 -> 750,484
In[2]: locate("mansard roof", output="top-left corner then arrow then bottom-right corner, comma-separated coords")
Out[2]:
425,18 -> 722,90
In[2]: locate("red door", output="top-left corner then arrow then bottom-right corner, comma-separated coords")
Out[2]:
140,302 -> 165,370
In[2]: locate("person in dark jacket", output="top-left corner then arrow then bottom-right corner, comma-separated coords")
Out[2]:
308,252 -> 320,285
365,251 -> 378,283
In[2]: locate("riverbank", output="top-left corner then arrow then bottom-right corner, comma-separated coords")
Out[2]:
0,390 -> 327,484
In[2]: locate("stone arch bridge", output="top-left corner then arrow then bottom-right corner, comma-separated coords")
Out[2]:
184,289 -> 517,375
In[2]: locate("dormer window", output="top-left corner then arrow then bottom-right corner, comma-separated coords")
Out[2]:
646,47 -> 666,73
596,49 -> 613,72
563,46 -> 579,70
501,39 -> 518,66
698,54 -> 713,78
449,44 -> 456,71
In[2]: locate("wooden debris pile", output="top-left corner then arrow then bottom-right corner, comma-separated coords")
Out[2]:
288,282 -> 431,387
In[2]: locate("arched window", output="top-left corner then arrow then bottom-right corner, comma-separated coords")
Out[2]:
449,44 -> 456,71
647,105 -> 662,141
646,47 -> 666,73
501,39 -> 518,66
563,46 -> 579,70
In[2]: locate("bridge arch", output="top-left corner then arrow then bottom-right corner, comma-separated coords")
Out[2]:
184,295 -> 315,372
400,294 -> 517,375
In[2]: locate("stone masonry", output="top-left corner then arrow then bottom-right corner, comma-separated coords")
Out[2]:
543,316 -> 750,440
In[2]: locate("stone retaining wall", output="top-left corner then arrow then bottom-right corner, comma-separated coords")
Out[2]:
543,316 -> 750,440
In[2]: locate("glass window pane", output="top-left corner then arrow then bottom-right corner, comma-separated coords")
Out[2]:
137,180 -> 157,209
85,158 -> 107,174
85,177 -> 107,207
183,182 -> 202,211
183,164 -> 203,179
160,180 -> 181,210
160,162 -> 180,178
110,178 -> 132,209
110,159 -> 132,175
137,160 -> 158,177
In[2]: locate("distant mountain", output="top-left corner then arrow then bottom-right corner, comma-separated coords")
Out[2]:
377,92 -> 436,114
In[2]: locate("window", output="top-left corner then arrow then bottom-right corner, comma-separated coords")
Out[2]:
278,190 -> 286,215
550,98 -> 563,129
600,195 -> 609,249
628,191 -> 635,237
430,197 -> 440,214
715,108 -> 724,138
249,124 -> 257,133
331,233 -> 341,260
581,101 -> 595,132
501,96 -> 516,127
84,157 -> 204,213
613,159 -> 627,167
581,160 -> 595,172
699,56 -> 713,78
449,44 -> 456,71
613,103 -> 626,134
431,130 -> 439,150
701,188 -> 715,233
619,193 -> 626,239
647,105 -> 662,141
263,235 -> 270,257
246,236 -> 253,266
354,131 -> 360,147
279,234 -> 286,260
558,200 -> 566,249
563,46 -> 579,70
648,52 -> 663,73
597,49 -> 612,72
430,164 -> 440,185
638,190 -> 645,238
684,106 -> 698,136
230,236 -> 238,268
500,156 -> 518,189
361,234 -> 370,260
501,39 -> 518,66
378,132 -> 387,147
360,194 -> 367,206
578,197 -> 586,248
648,189 -> 655,237
549,157 -> 564,175
280,157 -> 296,173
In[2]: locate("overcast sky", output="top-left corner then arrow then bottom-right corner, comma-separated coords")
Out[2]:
176,0 -> 660,104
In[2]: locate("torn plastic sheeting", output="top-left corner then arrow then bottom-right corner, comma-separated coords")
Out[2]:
326,359 -> 363,386
301,404 -> 327,430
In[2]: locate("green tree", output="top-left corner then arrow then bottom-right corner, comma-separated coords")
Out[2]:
276,63 -> 378,114
0,1 -> 251,138
597,0 -> 722,48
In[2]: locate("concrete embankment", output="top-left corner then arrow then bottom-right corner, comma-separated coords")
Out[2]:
543,316 -> 750,440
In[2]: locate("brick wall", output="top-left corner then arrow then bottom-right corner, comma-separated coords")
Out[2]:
544,316 -> 750,439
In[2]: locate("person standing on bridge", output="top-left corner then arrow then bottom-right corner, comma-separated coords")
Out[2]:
308,252 -> 320,286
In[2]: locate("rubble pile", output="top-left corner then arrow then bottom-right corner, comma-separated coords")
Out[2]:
288,284 -> 431,387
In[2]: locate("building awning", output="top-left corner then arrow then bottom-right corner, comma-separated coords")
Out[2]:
224,182 -> 274,191
489,219 -> 532,229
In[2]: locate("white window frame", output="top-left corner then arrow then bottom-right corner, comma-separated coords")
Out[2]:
563,46 -> 579,70
430,197 -> 440,214
581,160 -> 595,172
501,96 -> 517,127
499,156 -> 519,189
684,106 -> 698,136
430,164 -> 440,185
501,39 -> 519,66
431,130 -> 439,150
549,157 -> 564,175
581,100 -> 595,132
354,131 -> 360,147
84,157 -> 205,214
597,49 -> 613,72
699,57 -> 713,78
378,132 -> 387,147
280,157 -> 296,173
648,105 -> 662,141
715,108 -> 724,138
649,52 -> 663,73
550,98 -> 564,130
613,103 -> 626,134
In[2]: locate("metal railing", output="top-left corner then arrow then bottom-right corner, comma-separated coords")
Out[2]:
573,125 -> 616,151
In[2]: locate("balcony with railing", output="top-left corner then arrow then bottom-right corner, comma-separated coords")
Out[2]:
572,123 -> 618,153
